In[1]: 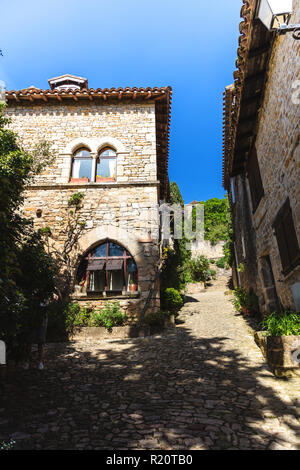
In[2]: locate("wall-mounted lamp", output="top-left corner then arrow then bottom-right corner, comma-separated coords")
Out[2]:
257,0 -> 300,39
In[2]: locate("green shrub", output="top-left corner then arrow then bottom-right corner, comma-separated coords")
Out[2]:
207,268 -> 217,280
231,287 -> 246,312
188,255 -> 211,285
231,287 -> 259,314
261,311 -> 300,336
143,310 -> 171,329
209,259 -> 216,264
216,257 -> 225,269
162,288 -> 183,313
64,302 -> 91,332
88,302 -> 127,331
0,439 -> 15,451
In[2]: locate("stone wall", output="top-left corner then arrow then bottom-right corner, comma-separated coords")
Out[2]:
5,100 -> 157,185
191,240 -> 224,260
5,99 -> 162,319
233,2 -> 300,312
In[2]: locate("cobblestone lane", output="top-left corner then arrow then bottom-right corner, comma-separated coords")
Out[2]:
1,278 -> 299,450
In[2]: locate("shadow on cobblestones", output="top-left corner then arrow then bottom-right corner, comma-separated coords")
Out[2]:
0,321 -> 299,450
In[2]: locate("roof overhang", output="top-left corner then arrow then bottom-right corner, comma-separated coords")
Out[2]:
222,0 -> 274,190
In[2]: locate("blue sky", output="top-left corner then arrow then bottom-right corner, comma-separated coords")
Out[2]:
0,0 -> 241,204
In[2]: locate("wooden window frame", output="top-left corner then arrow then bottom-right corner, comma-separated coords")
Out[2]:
70,147 -> 93,183
84,241 -> 137,293
247,146 -> 264,213
273,198 -> 300,276
96,147 -> 117,183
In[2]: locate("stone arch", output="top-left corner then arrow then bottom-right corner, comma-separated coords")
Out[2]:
64,137 -> 95,154
77,225 -> 147,272
95,137 -> 128,154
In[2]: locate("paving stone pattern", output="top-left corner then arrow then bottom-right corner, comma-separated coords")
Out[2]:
0,277 -> 299,450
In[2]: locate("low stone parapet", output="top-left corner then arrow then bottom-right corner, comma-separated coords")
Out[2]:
255,331 -> 300,378
70,325 -> 151,341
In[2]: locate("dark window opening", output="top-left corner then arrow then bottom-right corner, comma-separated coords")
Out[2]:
247,147 -> 264,213
273,198 -> 300,276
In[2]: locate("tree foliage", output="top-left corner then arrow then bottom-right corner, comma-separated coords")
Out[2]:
161,182 -> 191,292
0,103 -> 57,357
41,192 -> 86,296
192,196 -> 231,245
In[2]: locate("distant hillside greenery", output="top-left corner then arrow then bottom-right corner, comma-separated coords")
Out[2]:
192,197 -> 231,246
192,196 -> 234,267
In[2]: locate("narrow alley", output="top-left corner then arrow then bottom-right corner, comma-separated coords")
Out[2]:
1,276 -> 299,450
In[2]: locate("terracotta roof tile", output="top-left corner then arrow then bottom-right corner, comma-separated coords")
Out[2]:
222,0 -> 259,189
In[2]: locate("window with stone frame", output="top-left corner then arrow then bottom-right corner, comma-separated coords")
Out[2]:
273,198 -> 300,276
247,146 -> 264,213
71,148 -> 93,181
96,147 -> 116,181
77,241 -> 138,294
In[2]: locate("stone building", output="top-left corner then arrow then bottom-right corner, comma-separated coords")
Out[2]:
5,74 -> 172,319
223,0 -> 300,314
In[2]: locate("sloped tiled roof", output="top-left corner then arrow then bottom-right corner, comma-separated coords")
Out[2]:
222,0 -> 273,189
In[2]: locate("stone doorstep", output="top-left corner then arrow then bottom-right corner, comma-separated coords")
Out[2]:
254,331 -> 300,377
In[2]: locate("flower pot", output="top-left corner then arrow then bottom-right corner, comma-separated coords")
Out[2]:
129,284 -> 137,292
96,177 -> 115,183
70,177 -> 89,184
241,306 -> 251,315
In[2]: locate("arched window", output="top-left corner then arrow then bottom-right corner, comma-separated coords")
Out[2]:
71,148 -> 93,182
96,147 -> 116,182
77,241 -> 138,294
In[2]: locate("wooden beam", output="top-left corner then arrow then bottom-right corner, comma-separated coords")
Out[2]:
248,43 -> 271,59
241,93 -> 262,106
236,131 -> 253,141
244,70 -> 267,84
238,113 -> 257,124
234,148 -> 250,160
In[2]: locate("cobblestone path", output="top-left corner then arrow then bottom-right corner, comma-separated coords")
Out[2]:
1,277 -> 299,450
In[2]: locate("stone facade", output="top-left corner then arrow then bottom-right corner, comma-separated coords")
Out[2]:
224,1 -> 300,314
191,240 -> 224,260
5,77 -> 172,319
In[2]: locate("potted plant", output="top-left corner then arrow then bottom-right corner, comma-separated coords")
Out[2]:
70,176 -> 90,183
129,280 -> 138,292
96,174 -> 115,183
255,310 -> 300,377
231,287 -> 258,316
